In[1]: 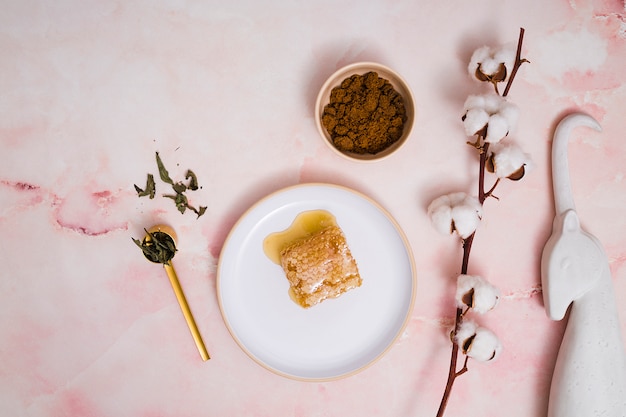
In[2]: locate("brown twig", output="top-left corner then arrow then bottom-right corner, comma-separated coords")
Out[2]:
485,178 -> 501,200
503,28 -> 528,98
436,307 -> 464,417
478,142 -> 490,204
434,28 -> 527,417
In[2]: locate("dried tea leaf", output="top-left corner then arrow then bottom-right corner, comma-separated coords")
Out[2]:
155,152 -> 174,184
185,170 -> 199,190
136,151 -> 207,219
134,173 -> 156,199
133,230 -> 177,264
187,204 -> 207,219
164,193 -> 189,214
172,182 -> 187,194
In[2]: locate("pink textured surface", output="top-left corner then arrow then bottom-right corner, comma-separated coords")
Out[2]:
1,1 -> 625,416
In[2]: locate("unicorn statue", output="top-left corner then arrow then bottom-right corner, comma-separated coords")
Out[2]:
541,112 -> 626,417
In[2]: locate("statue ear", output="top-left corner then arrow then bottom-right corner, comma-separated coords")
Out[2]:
563,210 -> 580,233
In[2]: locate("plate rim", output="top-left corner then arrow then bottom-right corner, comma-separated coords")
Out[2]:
216,182 -> 417,381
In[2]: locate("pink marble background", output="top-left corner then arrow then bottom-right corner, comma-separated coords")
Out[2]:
1,0 -> 625,416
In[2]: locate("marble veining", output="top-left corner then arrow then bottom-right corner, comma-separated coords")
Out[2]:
1,1 -> 625,416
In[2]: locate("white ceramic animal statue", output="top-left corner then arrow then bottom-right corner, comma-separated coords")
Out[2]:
541,112 -> 626,417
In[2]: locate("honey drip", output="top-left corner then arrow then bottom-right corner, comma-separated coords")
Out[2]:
263,209 -> 338,264
264,209 -> 362,308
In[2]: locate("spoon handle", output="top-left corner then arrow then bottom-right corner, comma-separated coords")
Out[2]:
164,262 -> 210,361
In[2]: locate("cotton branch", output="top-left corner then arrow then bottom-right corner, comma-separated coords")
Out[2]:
433,27 -> 527,417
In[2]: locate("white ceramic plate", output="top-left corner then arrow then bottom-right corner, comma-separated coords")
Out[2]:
217,183 -> 415,380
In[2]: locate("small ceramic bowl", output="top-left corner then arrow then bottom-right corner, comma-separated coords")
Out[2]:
315,62 -> 415,162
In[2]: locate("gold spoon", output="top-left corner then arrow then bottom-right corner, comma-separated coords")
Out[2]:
141,225 -> 210,361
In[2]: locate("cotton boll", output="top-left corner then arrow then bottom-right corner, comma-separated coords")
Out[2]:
494,43 -> 516,74
427,193 -> 482,239
462,108 -> 490,136
455,320 -> 502,362
482,93 -> 503,113
463,94 -> 487,110
455,319 -> 479,351
471,282 -> 500,314
468,44 -> 516,83
460,194 -> 482,215
462,94 -> 519,142
485,113 -> 509,143
455,274 -> 500,313
456,194 -> 483,239
468,46 -> 492,75
497,101 -> 520,132
428,193 -> 458,235
456,274 -> 478,307
466,327 -> 502,362
450,202 -> 482,239
486,100 -> 520,143
480,60 -> 503,77
488,142 -> 533,179
429,203 -> 454,235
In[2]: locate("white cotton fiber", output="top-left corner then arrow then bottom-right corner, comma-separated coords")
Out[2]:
428,193 -> 482,239
450,203 -> 482,239
466,327 -> 502,362
489,142 -> 533,179
455,274 -> 500,313
455,319 -> 479,349
463,108 -> 490,136
463,94 -> 519,143
468,44 -> 516,81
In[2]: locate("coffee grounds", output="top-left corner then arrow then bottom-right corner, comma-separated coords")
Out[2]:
321,71 -> 406,155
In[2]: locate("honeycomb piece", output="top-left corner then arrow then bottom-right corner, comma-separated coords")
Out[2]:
280,225 -> 361,308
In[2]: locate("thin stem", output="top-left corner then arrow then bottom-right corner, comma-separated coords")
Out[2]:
436,226 -> 475,417
461,234 -> 474,275
456,355 -> 470,377
485,178 -> 501,199
503,27 -> 527,97
435,307 -> 464,417
478,142 -> 490,204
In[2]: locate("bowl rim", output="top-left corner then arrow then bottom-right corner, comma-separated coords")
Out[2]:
314,61 -> 415,163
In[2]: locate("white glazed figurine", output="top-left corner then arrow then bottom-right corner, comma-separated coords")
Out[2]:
541,113 -> 626,417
